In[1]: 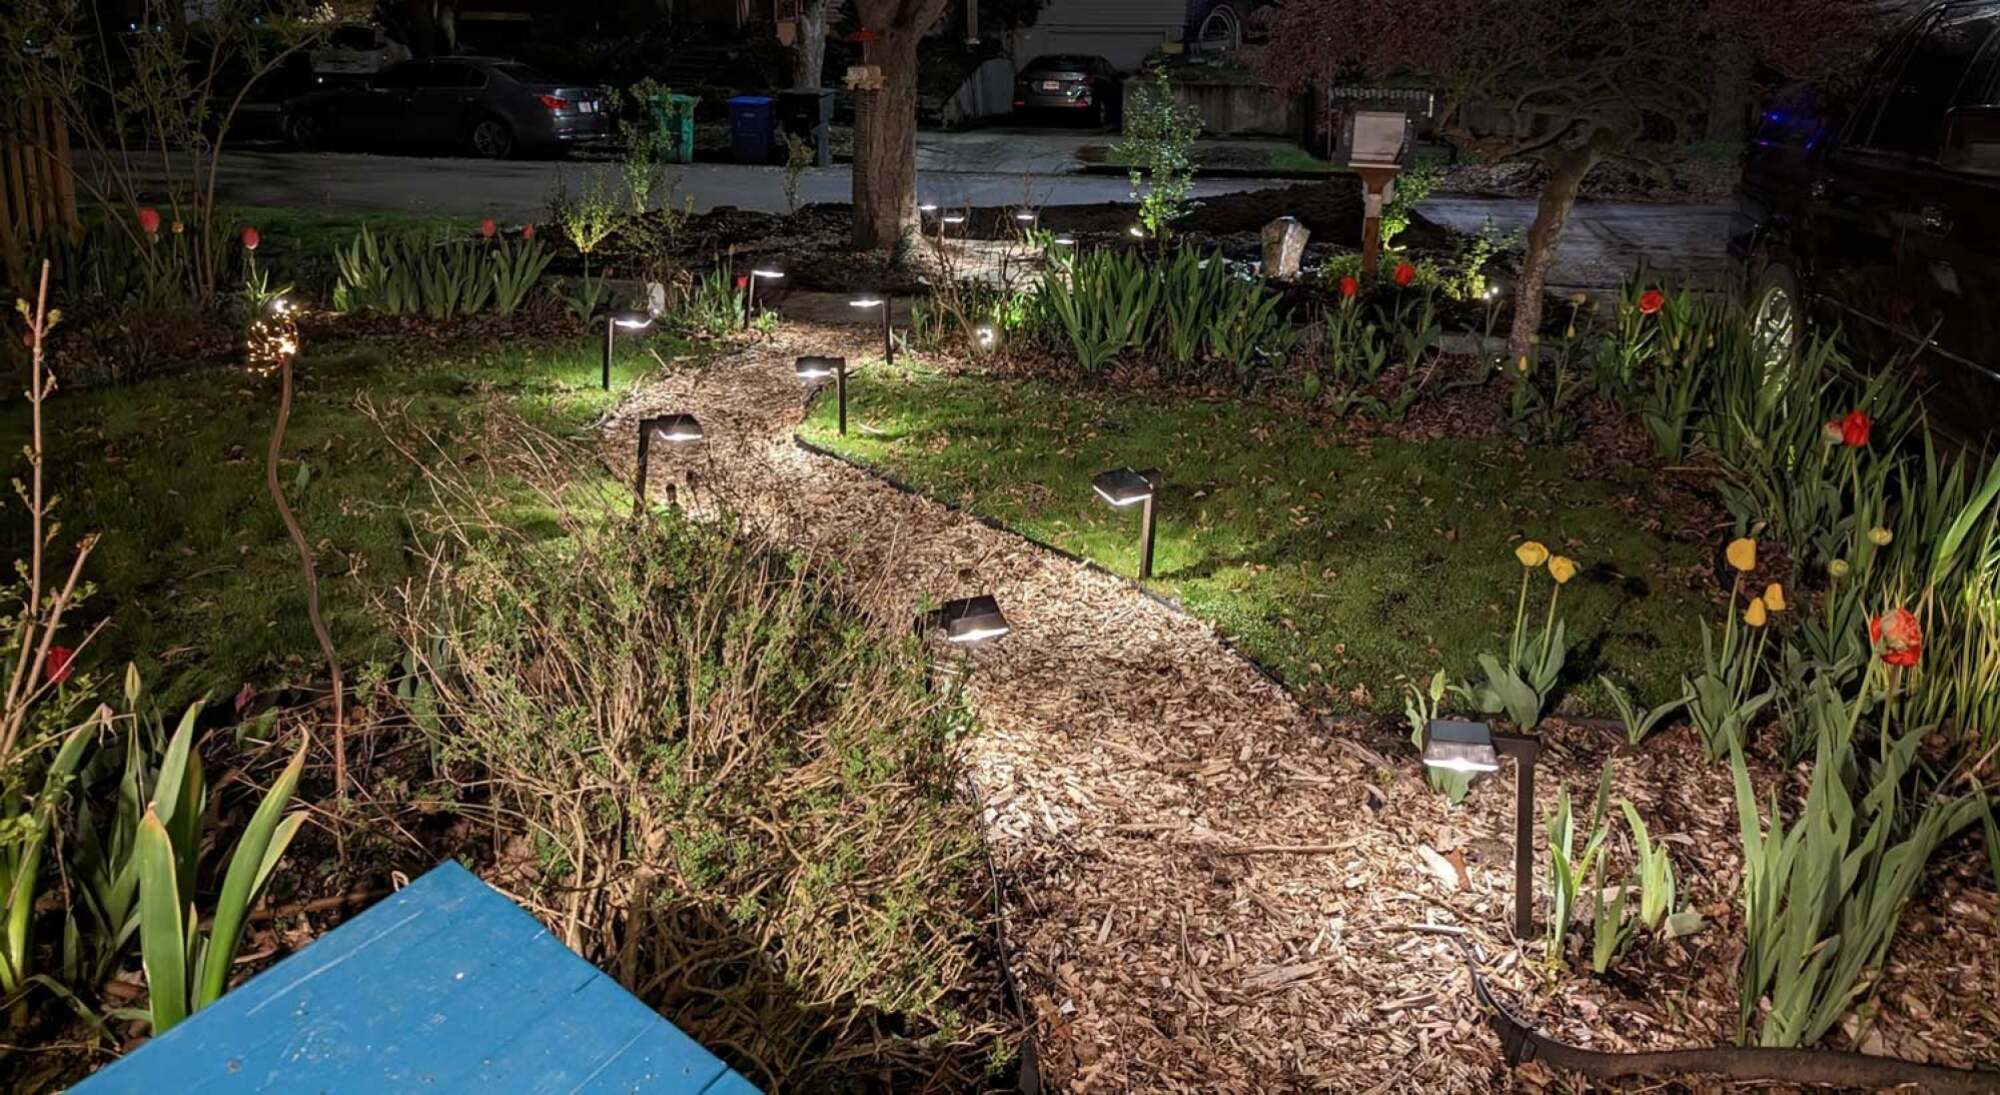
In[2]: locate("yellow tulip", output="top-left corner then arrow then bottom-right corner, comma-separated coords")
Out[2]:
1762,583 -> 1786,612
1868,527 -> 1893,546
1726,537 -> 1757,573
1548,555 -> 1578,584
1516,354 -> 1532,374
1744,596 -> 1768,628
1828,559 -> 1851,579
1516,541 -> 1550,568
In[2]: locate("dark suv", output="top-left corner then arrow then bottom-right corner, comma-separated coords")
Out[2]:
1732,0 -> 2000,389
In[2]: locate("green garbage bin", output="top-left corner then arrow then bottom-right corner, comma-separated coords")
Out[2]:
647,92 -> 698,163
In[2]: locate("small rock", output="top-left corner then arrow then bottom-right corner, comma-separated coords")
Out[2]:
1260,216 -> 1311,280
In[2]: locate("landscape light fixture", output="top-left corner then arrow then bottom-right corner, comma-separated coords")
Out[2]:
743,268 -> 785,330
1014,209 -> 1040,229
931,594 -> 1010,645
1127,225 -> 1145,239
1053,235 -> 1077,247
1092,467 -> 1160,579
919,203 -> 940,213
849,295 -> 896,364
633,413 -> 703,515
1422,719 -> 1544,938
975,325 -> 997,349
794,355 -> 849,434
602,309 -> 654,390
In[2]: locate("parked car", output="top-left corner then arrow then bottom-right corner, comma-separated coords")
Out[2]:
308,24 -> 410,88
1732,0 -> 2000,401
1012,54 -> 1123,127
284,58 -> 609,159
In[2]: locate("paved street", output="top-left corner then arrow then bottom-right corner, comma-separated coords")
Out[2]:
114,133 -> 1733,288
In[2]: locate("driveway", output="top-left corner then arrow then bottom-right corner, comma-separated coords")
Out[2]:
1416,197 -> 1737,291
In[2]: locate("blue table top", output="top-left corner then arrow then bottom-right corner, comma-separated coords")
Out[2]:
76,861 -> 760,1094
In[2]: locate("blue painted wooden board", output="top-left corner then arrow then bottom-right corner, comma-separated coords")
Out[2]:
77,861 -> 760,1094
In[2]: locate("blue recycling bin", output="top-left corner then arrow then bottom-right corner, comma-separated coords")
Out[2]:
727,95 -> 776,163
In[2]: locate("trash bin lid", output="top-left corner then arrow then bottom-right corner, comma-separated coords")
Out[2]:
728,95 -> 775,106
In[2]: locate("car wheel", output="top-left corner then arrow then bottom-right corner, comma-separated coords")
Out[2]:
468,116 -> 515,160
288,112 -> 326,152
1749,261 -> 1804,389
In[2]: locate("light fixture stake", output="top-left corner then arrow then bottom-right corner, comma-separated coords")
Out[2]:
602,312 -> 615,390
1495,731 -> 1542,939
1139,492 -> 1156,579
882,293 -> 895,365
836,357 -> 849,435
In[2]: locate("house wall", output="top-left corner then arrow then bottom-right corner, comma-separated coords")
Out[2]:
1007,0 -> 1186,71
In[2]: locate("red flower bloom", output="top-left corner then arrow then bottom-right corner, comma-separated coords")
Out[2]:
1339,275 -> 1359,299
522,223 -> 536,240
46,645 -> 74,685
1837,408 -> 1872,447
1869,608 -> 1923,668
240,226 -> 260,251
137,207 -> 161,235
735,275 -> 749,289
1392,262 -> 1416,288
1637,288 -> 1665,315
480,217 -> 497,238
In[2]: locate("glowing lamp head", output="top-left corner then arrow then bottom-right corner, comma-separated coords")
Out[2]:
941,214 -> 966,225
937,595 -> 1010,645
751,269 -> 784,280
919,203 -> 940,213
1053,236 -> 1077,246
1014,210 -> 1038,222
1092,468 -> 1155,508
849,297 -> 884,309
794,355 -> 842,380
648,414 -> 704,444
611,309 -> 654,330
975,326 -> 996,348
1422,720 -> 1501,773
1128,225 -> 1145,238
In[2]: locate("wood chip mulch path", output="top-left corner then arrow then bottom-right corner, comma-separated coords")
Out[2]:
599,311 -> 2000,1093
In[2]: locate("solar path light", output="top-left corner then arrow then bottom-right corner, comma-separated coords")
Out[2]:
794,355 -> 848,435
1093,467 -> 1160,579
743,268 -> 784,330
603,309 -> 653,391
850,295 -> 895,365
1422,719 -> 1545,938
633,413 -> 703,515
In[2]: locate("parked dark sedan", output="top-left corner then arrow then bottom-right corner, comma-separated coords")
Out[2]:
285,58 -> 609,158
1732,0 -> 2000,402
1013,54 -> 1123,127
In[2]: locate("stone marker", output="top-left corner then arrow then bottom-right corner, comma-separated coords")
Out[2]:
1260,216 -> 1310,280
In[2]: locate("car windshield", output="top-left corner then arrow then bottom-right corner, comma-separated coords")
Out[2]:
1024,56 -> 1092,72
491,63 -> 552,84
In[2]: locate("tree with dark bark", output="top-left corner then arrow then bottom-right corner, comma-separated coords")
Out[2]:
1256,0 -> 1722,356
792,0 -> 831,88
848,0 -> 951,251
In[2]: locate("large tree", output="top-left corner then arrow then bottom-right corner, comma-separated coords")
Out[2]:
1255,0 -> 1718,355
849,0 -> 950,250
791,0 -> 831,88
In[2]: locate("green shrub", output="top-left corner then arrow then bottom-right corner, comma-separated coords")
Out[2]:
390,480 -> 1003,1087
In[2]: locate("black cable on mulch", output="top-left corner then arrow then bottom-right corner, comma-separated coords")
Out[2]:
1408,925 -> 2000,1093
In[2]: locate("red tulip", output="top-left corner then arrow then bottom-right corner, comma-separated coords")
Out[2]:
522,223 -> 536,240
480,217 -> 497,238
1869,607 -> 1922,668
1837,409 -> 1872,447
240,226 -> 260,251
1392,262 -> 1415,287
1339,275 -> 1358,299
736,275 -> 749,289
46,645 -> 74,685
137,207 -> 161,235
1637,288 -> 1665,315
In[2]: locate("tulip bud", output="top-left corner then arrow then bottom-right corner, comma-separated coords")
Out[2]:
1828,559 -> 1851,578
1868,527 -> 1893,546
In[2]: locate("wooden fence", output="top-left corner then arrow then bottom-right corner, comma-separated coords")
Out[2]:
1,98 -> 80,248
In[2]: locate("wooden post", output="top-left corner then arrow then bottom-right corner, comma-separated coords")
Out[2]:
1356,164 -> 1400,283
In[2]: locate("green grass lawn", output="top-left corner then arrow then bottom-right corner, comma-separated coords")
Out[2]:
801,358 -> 1714,715
4,326 -> 678,710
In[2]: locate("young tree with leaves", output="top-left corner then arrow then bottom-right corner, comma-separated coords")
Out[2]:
1256,0 -> 1720,355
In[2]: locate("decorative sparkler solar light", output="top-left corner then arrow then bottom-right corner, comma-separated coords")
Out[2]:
743,267 -> 784,330
602,309 -> 654,390
1422,719 -> 1545,938
932,595 -> 1010,645
1092,467 -> 1160,579
794,355 -> 849,434
633,413 -> 703,514
849,295 -> 895,364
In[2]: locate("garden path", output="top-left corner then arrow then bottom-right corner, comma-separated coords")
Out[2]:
600,313 -> 1509,1092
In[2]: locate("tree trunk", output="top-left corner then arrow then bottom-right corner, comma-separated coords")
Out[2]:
406,0 -> 438,58
851,28 -> 922,251
1506,145 -> 1597,359
1707,39 -> 1753,144
792,0 -> 829,88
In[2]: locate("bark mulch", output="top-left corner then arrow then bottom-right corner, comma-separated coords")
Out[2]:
598,304 -> 2000,1092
